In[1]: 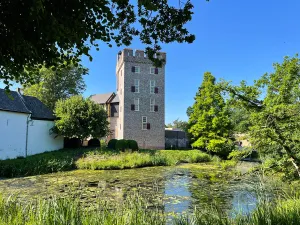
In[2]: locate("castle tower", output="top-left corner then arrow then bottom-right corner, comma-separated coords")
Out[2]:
115,49 -> 166,149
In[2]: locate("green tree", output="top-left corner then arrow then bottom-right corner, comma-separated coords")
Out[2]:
23,64 -> 87,110
187,72 -> 234,158
0,0 -> 198,89
166,118 -> 188,132
225,56 -> 300,177
54,96 -> 109,140
229,106 -> 251,133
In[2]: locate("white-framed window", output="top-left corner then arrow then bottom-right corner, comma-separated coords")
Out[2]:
150,80 -> 155,94
150,67 -> 155,74
132,66 -> 140,73
150,67 -> 158,74
134,98 -> 140,111
142,116 -> 147,130
134,79 -> 140,93
150,98 -> 155,112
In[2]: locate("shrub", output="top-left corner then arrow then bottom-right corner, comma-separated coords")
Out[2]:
64,137 -> 82,148
88,138 -> 101,147
0,148 -> 91,178
107,139 -> 118,149
228,148 -> 259,161
228,149 -> 252,160
76,150 -> 212,170
115,139 -> 129,151
128,140 -> 139,151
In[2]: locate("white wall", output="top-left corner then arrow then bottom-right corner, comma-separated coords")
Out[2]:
27,120 -> 64,156
0,111 -> 28,159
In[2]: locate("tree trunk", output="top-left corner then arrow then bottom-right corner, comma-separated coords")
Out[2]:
290,157 -> 300,178
282,145 -> 300,178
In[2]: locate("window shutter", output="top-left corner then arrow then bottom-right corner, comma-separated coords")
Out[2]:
131,104 -> 135,111
154,87 -> 158,94
154,105 -> 158,112
131,66 -> 135,72
147,123 -> 150,130
131,86 -> 135,92
155,68 -> 158,74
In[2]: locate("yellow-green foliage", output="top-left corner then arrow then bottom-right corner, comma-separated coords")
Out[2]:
228,149 -> 252,160
76,150 -> 212,170
219,160 -> 238,170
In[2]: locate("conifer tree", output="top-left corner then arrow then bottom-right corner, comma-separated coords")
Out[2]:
188,72 -> 234,158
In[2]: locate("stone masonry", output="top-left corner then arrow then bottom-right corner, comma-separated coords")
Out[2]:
116,49 -> 166,149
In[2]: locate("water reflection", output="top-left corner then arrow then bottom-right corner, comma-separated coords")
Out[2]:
0,162 -> 270,216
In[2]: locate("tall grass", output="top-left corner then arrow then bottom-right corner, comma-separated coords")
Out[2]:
0,148 -> 92,178
0,194 -> 165,225
76,150 -> 212,170
174,197 -> 300,225
1,193 -> 300,225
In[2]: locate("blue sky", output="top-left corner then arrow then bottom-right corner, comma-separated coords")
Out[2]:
2,0 -> 300,123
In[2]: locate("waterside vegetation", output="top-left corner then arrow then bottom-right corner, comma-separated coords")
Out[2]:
0,148 -> 224,178
1,192 -> 300,225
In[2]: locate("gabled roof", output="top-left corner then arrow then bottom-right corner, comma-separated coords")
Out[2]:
0,89 -> 30,114
0,89 -> 55,120
90,92 -> 119,104
22,96 -> 55,120
111,94 -> 119,103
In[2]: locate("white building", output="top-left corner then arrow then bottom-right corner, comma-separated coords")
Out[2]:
0,89 -> 64,159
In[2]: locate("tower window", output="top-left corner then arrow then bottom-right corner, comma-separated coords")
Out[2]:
150,67 -> 159,74
142,116 -> 147,130
134,98 -> 139,111
150,80 -> 156,94
134,79 -> 140,93
150,98 -> 155,112
132,66 -> 140,73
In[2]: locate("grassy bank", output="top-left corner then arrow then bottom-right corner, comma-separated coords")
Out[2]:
76,150 -> 212,170
0,148 -> 92,178
1,194 -> 300,225
0,149 -> 217,178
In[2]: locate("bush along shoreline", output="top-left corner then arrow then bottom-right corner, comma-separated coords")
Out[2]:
76,150 -> 212,170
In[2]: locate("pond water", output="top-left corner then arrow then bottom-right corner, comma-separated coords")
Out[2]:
0,162 -> 279,217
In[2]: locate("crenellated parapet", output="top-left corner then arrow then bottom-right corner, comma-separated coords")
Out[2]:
116,48 -> 166,72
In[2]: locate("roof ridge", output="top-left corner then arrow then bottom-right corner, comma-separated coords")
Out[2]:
16,91 -> 32,114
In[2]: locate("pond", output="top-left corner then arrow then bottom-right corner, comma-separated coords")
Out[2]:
0,162 -> 281,217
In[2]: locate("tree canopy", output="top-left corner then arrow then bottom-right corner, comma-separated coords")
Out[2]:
54,96 -> 109,140
224,56 -> 300,178
166,118 -> 188,132
187,72 -> 234,158
1,0 -> 197,89
23,64 -> 87,110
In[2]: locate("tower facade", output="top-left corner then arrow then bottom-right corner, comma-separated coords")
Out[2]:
115,49 -> 166,149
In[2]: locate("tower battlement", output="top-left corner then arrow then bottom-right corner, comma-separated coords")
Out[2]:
117,48 -> 166,69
